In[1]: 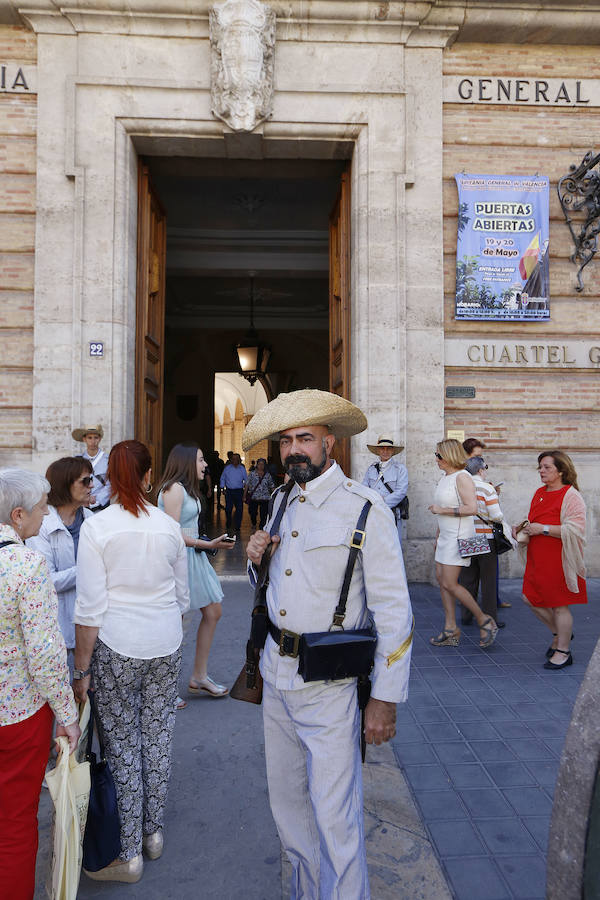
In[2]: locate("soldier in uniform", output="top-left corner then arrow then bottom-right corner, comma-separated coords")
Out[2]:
362,434 -> 409,545
244,390 -> 413,900
72,424 -> 111,512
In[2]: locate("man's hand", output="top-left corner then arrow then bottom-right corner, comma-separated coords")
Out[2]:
56,720 -> 81,755
247,530 -> 280,566
364,698 -> 396,745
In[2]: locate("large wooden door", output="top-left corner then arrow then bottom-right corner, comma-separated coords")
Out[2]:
135,163 -> 166,482
329,168 -> 351,474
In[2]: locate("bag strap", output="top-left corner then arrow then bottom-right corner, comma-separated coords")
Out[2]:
331,500 -> 372,628
86,689 -> 107,763
247,473 -> 266,501
255,481 -> 294,592
0,540 -> 16,549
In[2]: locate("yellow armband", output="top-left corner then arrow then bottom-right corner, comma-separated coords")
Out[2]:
386,616 -> 415,668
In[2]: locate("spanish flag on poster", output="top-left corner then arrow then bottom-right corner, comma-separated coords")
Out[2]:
519,231 -> 540,281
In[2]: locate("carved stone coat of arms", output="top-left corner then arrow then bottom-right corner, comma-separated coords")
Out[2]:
209,0 -> 276,133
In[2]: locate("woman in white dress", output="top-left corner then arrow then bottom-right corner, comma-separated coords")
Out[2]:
428,439 -> 499,650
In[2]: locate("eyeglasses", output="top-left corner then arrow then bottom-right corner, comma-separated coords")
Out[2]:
434,452 -> 443,460
77,476 -> 93,487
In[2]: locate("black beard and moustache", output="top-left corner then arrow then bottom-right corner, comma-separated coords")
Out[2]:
284,446 -> 328,484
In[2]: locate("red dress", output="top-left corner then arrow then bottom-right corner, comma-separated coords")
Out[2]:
523,485 -> 587,607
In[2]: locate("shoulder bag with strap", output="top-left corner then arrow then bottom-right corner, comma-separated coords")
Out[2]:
476,514 -> 513,555
0,540 -> 15,549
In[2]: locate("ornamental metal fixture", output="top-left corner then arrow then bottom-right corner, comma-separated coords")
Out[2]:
557,150 -> 600,292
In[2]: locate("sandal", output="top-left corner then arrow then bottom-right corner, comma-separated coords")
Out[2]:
545,633 -> 574,659
430,628 -> 460,647
479,617 -> 499,650
189,676 -> 229,697
175,696 -> 187,710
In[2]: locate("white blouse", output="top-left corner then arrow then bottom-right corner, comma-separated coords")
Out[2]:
74,503 -> 190,659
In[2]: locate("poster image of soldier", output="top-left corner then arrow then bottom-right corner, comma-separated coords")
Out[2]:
454,174 -> 550,321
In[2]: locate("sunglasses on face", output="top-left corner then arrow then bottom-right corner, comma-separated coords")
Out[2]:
435,452 -> 443,460
77,476 -> 94,487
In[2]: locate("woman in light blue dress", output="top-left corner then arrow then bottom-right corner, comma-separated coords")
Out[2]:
158,444 -> 233,698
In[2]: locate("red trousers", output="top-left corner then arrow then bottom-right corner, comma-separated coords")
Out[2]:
0,704 -> 53,900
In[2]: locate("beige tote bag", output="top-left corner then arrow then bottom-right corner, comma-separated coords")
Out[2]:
45,732 -> 91,900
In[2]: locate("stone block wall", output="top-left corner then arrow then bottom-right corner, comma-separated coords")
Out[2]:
443,43 -> 600,574
0,26 -> 36,467
443,43 -> 600,449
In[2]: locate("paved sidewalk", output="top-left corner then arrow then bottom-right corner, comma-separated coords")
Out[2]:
394,578 -> 600,900
33,578 -> 598,899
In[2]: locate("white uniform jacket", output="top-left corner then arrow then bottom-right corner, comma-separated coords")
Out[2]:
362,457 -> 408,514
257,463 -> 413,703
27,505 -> 93,648
82,449 -> 111,508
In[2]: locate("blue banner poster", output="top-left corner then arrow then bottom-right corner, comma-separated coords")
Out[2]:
454,174 -> 550,320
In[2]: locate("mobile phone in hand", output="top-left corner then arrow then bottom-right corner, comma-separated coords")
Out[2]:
222,535 -> 236,543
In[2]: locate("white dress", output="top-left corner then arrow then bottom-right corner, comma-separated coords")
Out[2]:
434,471 -> 476,567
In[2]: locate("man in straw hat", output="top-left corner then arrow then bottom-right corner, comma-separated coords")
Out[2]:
363,435 -> 409,545
72,424 -> 111,511
243,389 -> 413,899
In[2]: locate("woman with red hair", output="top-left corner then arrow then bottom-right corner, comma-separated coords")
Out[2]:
73,440 -> 189,884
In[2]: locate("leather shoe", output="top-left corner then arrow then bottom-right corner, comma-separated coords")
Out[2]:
84,854 -> 143,883
543,650 -> 573,670
143,830 -> 163,860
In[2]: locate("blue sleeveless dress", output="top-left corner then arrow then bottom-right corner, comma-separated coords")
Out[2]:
158,485 -> 223,610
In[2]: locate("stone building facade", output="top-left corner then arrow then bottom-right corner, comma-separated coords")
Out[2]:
0,1 -> 598,579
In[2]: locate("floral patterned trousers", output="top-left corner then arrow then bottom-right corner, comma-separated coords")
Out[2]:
91,639 -> 181,861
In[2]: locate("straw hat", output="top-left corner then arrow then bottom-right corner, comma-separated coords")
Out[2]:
242,389 -> 367,451
72,424 -> 104,442
367,435 -> 403,455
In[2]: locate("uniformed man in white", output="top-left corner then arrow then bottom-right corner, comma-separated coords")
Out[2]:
72,424 -> 111,511
244,390 -> 413,900
362,434 -> 409,546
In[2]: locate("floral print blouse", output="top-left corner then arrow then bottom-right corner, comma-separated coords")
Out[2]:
0,523 -> 77,727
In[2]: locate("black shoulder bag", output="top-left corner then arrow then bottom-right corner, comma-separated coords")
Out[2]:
82,691 -> 122,872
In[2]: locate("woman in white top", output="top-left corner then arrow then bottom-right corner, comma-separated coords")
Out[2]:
73,440 -> 190,885
428,439 -> 499,650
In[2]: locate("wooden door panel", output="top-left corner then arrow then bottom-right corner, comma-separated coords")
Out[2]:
329,169 -> 351,474
135,163 -> 166,485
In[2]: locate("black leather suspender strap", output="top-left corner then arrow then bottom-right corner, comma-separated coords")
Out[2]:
375,464 -> 395,496
256,481 -> 294,591
331,500 -> 372,628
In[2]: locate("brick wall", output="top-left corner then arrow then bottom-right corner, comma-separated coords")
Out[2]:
0,26 -> 36,466
443,43 -> 600,453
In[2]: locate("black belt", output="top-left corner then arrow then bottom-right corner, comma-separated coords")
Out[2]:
268,621 -> 301,659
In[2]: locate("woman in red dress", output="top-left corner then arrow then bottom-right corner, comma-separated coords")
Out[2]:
514,450 -> 587,670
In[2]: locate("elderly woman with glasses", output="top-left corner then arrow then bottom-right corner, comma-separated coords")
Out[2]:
0,468 -> 80,900
428,439 -> 499,650
27,456 -> 94,667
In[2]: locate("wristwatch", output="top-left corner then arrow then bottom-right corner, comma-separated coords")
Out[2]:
542,525 -> 550,536
73,667 -> 91,680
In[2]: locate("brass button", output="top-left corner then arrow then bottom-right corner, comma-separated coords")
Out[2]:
291,530 -> 298,537
347,481 -> 352,486
285,568 -> 292,576
280,609 -> 287,616
299,496 -> 306,503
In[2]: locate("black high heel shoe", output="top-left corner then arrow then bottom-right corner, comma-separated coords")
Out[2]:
545,633 -> 574,659
543,649 -> 573,670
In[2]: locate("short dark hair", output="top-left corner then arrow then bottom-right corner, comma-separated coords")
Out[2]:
46,456 -> 93,507
463,437 -> 486,455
